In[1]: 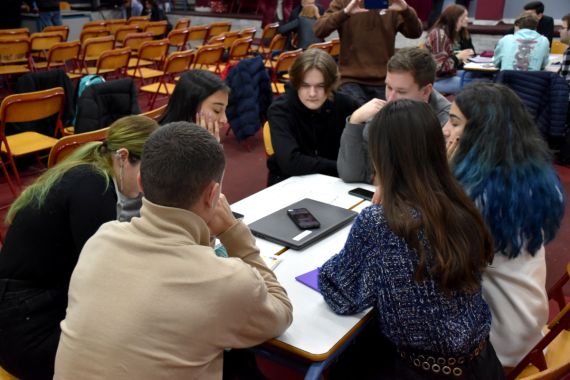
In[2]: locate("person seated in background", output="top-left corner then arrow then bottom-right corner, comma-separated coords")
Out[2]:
319,99 -> 505,379
338,47 -> 450,183
443,83 -> 565,367
425,4 -> 475,95
159,70 -> 229,141
267,48 -> 359,185
277,4 -> 324,49
523,1 -> 554,46
494,12 -> 550,71
54,122 -> 293,379
0,115 -> 158,380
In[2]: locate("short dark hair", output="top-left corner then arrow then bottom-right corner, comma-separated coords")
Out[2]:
289,48 -> 339,96
141,122 -> 226,209
562,13 -> 570,25
515,11 -> 539,30
387,47 -> 436,87
159,70 -> 230,125
524,1 -> 544,15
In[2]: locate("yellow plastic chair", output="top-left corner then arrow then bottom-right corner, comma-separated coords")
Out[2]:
262,121 -> 274,157
0,87 -> 64,186
114,26 -> 139,46
105,19 -> 128,36
260,34 -> 287,68
48,127 -> 109,168
192,43 -> 225,74
0,366 -> 18,380
0,28 -> 30,40
79,27 -> 111,44
251,22 -> 278,53
167,28 -> 189,51
126,39 -> 169,79
551,40 -> 569,54
123,32 -> 153,62
32,40 -> 80,72
220,31 -> 240,50
329,38 -> 341,59
508,262 -> 570,380
268,49 -> 302,94
174,18 -> 190,30
30,31 -> 64,61
140,104 -> 167,121
0,39 -> 32,77
205,21 -> 232,42
43,25 -> 69,41
143,21 -> 169,38
81,20 -> 107,31
72,35 -> 115,74
186,25 -> 210,48
140,49 -> 195,107
238,27 -> 256,40
307,41 -> 333,53
84,47 -> 131,78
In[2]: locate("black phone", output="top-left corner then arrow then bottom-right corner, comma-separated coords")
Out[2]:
363,0 -> 389,9
348,188 -> 374,201
287,208 -> 321,230
232,211 -> 244,219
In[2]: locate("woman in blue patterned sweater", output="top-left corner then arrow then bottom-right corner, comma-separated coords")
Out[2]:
319,99 -> 505,379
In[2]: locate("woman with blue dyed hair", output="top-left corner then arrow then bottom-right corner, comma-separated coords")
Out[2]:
443,82 -> 565,368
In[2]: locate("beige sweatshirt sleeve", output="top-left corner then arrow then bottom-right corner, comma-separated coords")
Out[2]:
217,221 -> 293,345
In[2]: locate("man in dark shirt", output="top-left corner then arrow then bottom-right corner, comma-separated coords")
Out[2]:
523,1 -> 554,46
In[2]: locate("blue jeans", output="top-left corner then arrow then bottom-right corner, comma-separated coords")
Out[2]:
338,82 -> 386,106
434,71 -> 463,95
39,10 -> 62,28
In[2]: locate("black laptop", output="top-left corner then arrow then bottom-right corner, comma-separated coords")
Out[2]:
248,198 -> 358,250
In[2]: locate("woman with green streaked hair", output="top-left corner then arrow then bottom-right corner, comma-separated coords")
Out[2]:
0,115 -> 159,380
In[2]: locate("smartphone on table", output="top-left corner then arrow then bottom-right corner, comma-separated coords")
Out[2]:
348,188 -> 374,201
287,208 -> 321,230
364,0 -> 389,9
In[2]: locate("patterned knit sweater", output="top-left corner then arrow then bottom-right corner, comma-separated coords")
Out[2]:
319,205 -> 491,355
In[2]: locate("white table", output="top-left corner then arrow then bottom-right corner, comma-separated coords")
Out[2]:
231,174 -> 375,379
463,53 -> 562,73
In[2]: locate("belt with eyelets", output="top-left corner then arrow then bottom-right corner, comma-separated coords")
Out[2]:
397,339 -> 487,377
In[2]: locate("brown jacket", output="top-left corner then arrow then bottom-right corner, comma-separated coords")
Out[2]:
55,199 -> 292,380
314,1 -> 422,86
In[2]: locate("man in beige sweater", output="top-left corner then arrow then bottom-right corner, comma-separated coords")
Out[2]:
54,122 -> 293,379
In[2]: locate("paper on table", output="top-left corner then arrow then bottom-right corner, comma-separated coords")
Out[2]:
295,267 -> 320,293
468,56 -> 493,63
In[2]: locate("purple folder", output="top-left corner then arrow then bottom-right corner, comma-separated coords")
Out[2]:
295,267 -> 320,293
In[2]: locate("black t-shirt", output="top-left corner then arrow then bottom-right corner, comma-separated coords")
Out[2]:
0,165 -> 117,290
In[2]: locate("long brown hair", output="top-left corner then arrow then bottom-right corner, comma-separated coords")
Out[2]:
433,4 -> 470,42
368,99 -> 493,292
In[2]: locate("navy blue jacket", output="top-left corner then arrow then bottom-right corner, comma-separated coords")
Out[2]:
495,70 -> 569,138
225,56 -> 272,141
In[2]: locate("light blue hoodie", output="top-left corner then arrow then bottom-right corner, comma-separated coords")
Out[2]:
493,29 -> 550,71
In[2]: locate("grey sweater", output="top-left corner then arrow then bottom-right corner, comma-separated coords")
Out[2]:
337,90 -> 450,183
